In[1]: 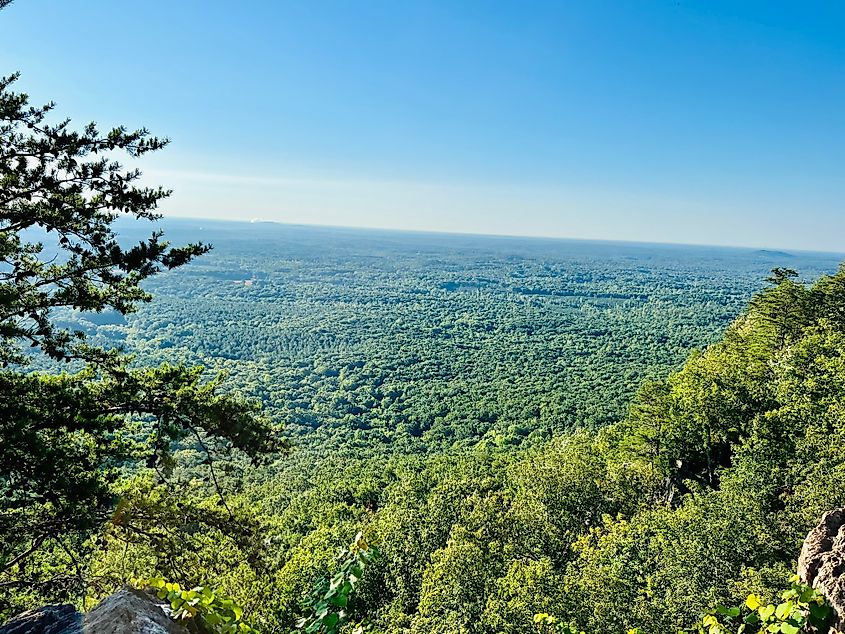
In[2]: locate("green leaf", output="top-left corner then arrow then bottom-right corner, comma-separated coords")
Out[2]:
775,601 -> 793,620
746,595 -> 763,610
809,602 -> 831,622
322,613 -> 339,630
744,612 -> 761,625
798,587 -> 816,603
716,605 -> 741,618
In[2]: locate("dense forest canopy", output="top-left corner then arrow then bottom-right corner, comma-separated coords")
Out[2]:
11,214 -> 845,632
45,218 -> 841,457
26,229 -> 843,634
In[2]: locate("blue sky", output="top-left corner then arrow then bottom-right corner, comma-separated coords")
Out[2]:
2,1 -> 843,250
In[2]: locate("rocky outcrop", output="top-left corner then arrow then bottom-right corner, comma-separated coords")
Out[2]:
82,587 -> 194,634
0,587 -> 193,634
0,604 -> 81,634
798,508 -> 845,632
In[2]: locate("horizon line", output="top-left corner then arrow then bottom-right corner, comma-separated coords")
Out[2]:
156,214 -> 845,259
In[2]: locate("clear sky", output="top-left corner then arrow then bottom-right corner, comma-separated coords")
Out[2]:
1,1 -> 843,251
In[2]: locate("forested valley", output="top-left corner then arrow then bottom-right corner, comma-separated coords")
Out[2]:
11,214 -> 845,633
49,219 -> 841,454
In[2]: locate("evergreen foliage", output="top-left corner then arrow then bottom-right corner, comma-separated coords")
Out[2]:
0,75 -> 276,612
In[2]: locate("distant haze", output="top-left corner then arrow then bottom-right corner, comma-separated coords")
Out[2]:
1,1 -> 843,251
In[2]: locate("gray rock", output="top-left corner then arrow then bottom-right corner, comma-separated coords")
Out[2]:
0,604 -> 81,634
82,587 -> 193,634
798,508 -> 845,632
0,587 -> 196,634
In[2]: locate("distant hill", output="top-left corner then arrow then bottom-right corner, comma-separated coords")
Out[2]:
755,249 -> 795,258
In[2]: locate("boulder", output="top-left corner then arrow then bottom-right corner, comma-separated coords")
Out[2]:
798,508 -> 845,632
0,604 -> 80,634
82,587 -> 194,634
0,587 -> 195,634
